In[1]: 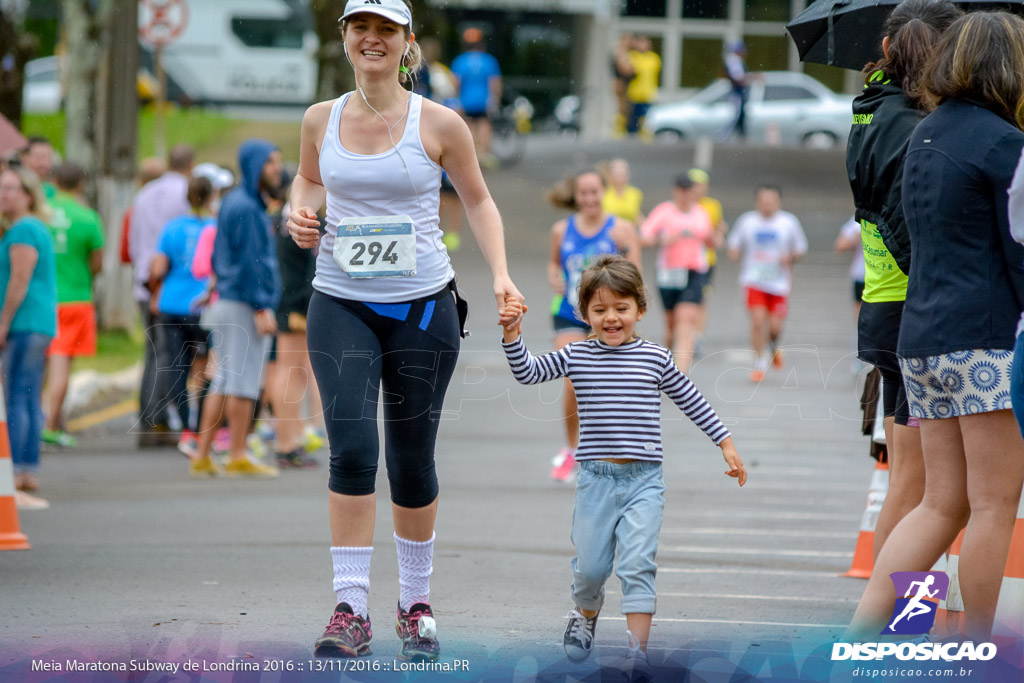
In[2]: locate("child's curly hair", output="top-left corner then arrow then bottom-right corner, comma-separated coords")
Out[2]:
576,254 -> 647,319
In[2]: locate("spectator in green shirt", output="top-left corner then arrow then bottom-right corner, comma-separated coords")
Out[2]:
43,162 -> 104,447
19,136 -> 56,201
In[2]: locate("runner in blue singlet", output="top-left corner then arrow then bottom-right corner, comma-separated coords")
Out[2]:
545,168 -> 640,481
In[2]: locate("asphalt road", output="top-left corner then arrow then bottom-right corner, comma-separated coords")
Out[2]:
2,136 -> 981,681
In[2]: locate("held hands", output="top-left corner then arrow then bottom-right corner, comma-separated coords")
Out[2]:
288,206 -> 321,249
719,436 -> 747,487
495,275 -> 525,323
499,293 -> 528,342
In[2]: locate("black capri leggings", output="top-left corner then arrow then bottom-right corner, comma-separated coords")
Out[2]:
858,300 -> 909,426
306,285 -> 461,508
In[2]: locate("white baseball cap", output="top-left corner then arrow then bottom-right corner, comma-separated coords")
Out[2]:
339,0 -> 411,26
193,162 -> 235,191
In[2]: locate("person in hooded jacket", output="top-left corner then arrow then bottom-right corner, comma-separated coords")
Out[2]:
189,138 -> 283,478
845,0 -> 961,560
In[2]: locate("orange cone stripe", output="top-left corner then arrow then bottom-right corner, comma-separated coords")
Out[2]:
843,460 -> 888,579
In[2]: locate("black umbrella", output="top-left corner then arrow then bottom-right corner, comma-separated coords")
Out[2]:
786,0 -> 1020,71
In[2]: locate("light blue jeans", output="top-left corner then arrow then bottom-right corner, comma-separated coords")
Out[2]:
571,459 -> 665,615
2,332 -> 52,474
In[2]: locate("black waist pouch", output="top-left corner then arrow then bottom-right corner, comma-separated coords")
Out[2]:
448,278 -> 470,338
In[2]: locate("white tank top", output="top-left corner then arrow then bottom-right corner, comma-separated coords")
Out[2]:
313,91 -> 453,303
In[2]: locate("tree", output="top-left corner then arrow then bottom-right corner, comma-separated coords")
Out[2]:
0,1 -> 37,129
310,0 -> 353,102
62,0 -> 138,330
62,0 -> 106,175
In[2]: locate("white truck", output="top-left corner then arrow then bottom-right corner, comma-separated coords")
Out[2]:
141,0 -> 318,106
25,0 -> 319,112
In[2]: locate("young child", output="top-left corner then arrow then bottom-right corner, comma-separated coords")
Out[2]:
500,254 -> 746,669
727,184 -> 807,382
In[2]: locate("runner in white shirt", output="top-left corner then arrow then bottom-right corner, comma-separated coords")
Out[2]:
834,214 -> 865,320
727,184 -> 807,381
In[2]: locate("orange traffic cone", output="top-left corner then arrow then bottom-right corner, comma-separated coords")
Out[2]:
844,459 -> 889,578
993,486 -> 1024,640
0,389 -> 30,550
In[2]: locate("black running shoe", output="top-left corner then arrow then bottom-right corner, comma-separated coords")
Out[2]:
395,601 -> 441,662
563,607 -> 598,662
314,602 -> 373,657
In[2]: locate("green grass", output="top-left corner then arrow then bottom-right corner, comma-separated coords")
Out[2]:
23,107 -> 238,160
22,106 -> 301,170
73,326 -> 145,374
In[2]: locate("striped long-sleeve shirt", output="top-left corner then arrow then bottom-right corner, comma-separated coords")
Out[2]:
502,335 -> 730,461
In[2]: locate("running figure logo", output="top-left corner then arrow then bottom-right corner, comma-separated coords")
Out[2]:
882,571 -> 949,635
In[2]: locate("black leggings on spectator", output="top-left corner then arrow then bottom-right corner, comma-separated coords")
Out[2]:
306,286 -> 460,508
858,300 -> 910,426
155,313 -> 209,432
879,366 -> 910,426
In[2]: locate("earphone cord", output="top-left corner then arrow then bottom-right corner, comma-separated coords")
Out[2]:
356,83 -> 455,274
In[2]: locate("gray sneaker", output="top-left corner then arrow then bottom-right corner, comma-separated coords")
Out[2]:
563,607 -> 598,662
623,630 -> 654,682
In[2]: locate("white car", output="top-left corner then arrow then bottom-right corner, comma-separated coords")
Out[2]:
643,71 -> 855,149
22,57 -> 62,114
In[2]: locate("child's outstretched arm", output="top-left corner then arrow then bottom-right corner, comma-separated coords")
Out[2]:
660,355 -> 746,486
718,436 -> 747,487
501,307 -> 572,386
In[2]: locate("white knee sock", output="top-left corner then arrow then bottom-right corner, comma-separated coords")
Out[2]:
395,532 -> 434,611
330,546 -> 373,618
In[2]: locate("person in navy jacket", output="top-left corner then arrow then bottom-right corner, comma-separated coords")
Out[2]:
190,138 -> 283,478
846,11 -> 1024,643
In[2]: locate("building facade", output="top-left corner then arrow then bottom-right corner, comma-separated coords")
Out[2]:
428,0 -> 854,138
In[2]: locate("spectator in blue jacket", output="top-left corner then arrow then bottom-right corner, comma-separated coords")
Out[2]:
190,139 -> 283,478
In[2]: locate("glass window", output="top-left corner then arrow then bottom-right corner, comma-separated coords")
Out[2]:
622,0 -> 668,17
231,17 -> 305,49
682,0 -> 729,20
744,0 -> 791,22
680,38 -> 724,88
690,80 -> 731,104
742,35 -> 789,71
26,63 -> 58,84
763,85 -> 817,101
506,25 -> 572,79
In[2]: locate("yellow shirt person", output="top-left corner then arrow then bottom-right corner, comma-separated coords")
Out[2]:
626,36 -> 661,134
603,186 -> 644,225
627,49 -> 661,104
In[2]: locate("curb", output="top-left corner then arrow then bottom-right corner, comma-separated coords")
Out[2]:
65,363 -> 141,418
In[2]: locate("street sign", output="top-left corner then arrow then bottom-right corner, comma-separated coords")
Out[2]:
138,0 -> 189,48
